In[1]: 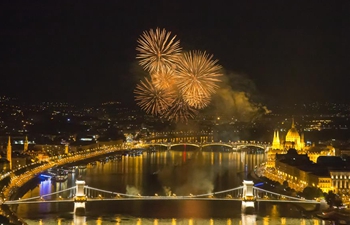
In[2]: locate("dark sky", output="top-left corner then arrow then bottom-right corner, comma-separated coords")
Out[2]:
0,1 -> 349,106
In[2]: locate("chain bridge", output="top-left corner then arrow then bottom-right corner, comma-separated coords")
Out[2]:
2,180 -> 319,215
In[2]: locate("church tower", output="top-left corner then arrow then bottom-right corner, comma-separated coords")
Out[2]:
7,136 -> 12,170
272,130 -> 281,149
24,136 -> 29,152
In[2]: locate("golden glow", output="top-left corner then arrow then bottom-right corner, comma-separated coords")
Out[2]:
211,152 -> 214,165
263,217 -> 269,225
280,217 -> 286,225
154,218 -> 159,225
209,218 -> 214,225
227,218 -> 232,225
96,217 -> 103,225
172,218 -> 176,225
115,217 -> 121,225
188,218 -> 194,225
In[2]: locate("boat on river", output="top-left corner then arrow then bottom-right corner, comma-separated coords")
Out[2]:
316,208 -> 350,223
52,170 -> 68,182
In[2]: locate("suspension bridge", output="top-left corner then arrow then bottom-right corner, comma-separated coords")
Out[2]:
2,180 -> 320,215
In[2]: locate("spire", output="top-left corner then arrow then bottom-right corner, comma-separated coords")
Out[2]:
7,136 -> 12,170
7,136 -> 11,148
24,136 -> 29,152
291,117 -> 295,128
272,129 -> 281,149
65,143 -> 69,154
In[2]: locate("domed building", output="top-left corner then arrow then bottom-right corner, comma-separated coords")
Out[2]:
272,119 -> 305,151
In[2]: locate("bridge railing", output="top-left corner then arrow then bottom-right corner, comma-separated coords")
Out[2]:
2,182 -> 320,205
4,186 -> 76,204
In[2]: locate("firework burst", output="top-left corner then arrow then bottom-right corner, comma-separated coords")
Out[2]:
151,66 -> 177,90
136,28 -> 182,72
134,28 -> 224,122
182,92 -> 211,109
134,77 -> 176,116
175,51 -> 222,108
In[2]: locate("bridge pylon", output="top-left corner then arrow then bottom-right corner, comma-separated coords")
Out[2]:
74,180 -> 87,216
241,180 -> 255,214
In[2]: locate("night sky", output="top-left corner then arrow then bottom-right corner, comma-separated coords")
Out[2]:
0,1 -> 349,106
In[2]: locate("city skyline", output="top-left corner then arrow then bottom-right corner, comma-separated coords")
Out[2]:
0,1 -> 349,107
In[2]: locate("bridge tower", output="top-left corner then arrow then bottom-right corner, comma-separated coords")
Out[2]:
241,180 -> 255,214
74,180 -> 87,216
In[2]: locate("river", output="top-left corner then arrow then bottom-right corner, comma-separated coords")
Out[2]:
13,148 -> 325,224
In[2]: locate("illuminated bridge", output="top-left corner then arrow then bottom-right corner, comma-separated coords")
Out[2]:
142,141 -> 270,152
2,180 -> 319,215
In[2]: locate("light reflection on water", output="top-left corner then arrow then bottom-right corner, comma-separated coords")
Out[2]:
14,149 -> 324,224
24,215 -> 325,225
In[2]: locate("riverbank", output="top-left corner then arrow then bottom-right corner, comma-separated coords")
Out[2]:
248,169 -> 321,213
0,145 -> 126,224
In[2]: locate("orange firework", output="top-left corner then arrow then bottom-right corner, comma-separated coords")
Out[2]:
134,78 -> 176,116
151,66 -> 177,90
182,92 -> 211,109
175,51 -> 222,108
136,28 -> 182,72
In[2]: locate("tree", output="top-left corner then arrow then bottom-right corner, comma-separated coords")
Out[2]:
302,186 -> 324,200
325,191 -> 343,208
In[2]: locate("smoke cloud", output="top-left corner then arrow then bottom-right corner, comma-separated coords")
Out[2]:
206,71 -> 271,122
126,185 -> 141,195
157,152 -> 223,196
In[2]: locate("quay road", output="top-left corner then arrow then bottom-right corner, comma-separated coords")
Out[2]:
0,144 -> 125,203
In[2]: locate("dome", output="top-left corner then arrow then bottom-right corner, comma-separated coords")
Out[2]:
286,127 -> 300,141
285,119 -> 300,142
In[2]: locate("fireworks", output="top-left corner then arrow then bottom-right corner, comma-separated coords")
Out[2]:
134,28 -> 222,122
134,77 -> 176,116
163,95 -> 198,122
136,28 -> 182,72
151,66 -> 176,90
175,51 -> 222,109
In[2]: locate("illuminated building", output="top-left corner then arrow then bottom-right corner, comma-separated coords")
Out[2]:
266,151 -> 350,195
307,145 -> 335,163
330,170 -> 350,196
268,119 -> 334,167
272,118 -> 305,151
268,149 -> 333,193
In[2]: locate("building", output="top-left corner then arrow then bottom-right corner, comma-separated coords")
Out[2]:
266,149 -> 332,193
272,118 -> 305,151
268,119 -> 335,167
265,149 -> 350,197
